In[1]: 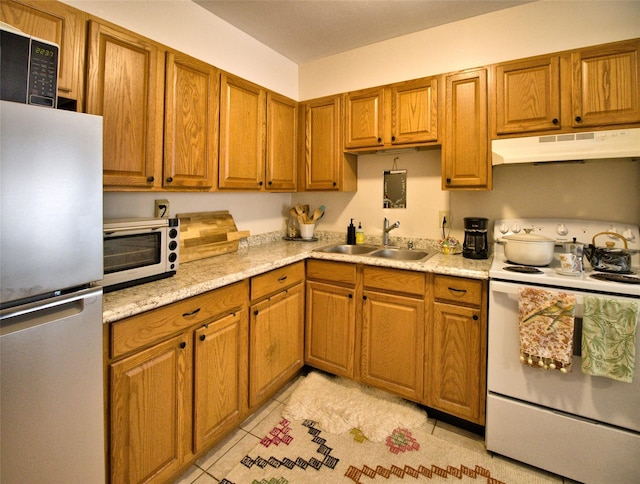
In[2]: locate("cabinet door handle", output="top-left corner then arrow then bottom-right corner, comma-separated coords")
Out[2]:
446,177 -> 451,185
473,315 -> 479,321
362,295 -> 367,300
575,116 -> 583,123
377,137 -> 382,143
179,341 -> 187,349
254,309 -> 259,316
391,135 -> 396,142
348,293 -> 353,299
277,275 -> 288,282
182,308 -> 201,317
166,176 -> 173,183
552,118 -> 559,124
146,176 -> 154,183
199,334 -> 206,341
332,181 -> 337,187
448,287 -> 467,294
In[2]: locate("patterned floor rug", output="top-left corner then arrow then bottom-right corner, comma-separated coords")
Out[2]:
221,372 -> 556,483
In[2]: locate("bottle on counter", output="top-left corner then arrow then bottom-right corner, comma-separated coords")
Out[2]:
347,219 -> 356,245
356,222 -> 365,244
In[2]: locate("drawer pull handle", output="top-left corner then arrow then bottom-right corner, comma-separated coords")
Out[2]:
448,287 -> 467,295
182,308 -> 201,317
278,275 -> 288,282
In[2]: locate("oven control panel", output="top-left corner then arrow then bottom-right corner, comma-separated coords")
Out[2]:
494,218 -> 640,251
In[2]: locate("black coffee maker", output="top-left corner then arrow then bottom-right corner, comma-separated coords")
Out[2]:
463,217 -> 489,259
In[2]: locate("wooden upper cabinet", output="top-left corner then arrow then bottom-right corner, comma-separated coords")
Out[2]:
299,95 -> 357,191
494,55 -> 561,135
345,86 -> 385,149
572,39 -> 640,128
266,92 -> 297,191
390,77 -> 438,145
0,0 -> 86,109
164,51 -> 219,189
344,78 -> 439,150
443,68 -> 490,190
218,73 -> 266,190
86,20 -> 165,189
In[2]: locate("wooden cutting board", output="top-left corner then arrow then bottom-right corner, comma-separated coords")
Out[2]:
177,211 -> 250,262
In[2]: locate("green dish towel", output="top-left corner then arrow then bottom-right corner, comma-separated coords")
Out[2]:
581,296 -> 639,383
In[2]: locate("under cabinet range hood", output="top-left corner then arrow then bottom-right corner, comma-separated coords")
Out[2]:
491,128 -> 640,165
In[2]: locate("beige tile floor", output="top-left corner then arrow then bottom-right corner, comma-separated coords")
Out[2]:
173,374 -> 579,484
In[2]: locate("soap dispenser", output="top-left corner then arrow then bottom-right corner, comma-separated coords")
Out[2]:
355,222 -> 365,245
347,219 -> 356,245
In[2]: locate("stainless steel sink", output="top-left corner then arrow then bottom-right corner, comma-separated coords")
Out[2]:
315,244 -> 378,255
315,243 -> 434,261
368,248 -> 434,261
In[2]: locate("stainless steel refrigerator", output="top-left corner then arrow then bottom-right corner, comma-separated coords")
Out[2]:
0,101 -> 105,482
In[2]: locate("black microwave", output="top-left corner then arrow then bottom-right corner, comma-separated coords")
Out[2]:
0,26 -> 59,108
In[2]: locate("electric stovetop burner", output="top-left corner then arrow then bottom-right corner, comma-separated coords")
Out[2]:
503,265 -> 544,274
590,273 -> 640,284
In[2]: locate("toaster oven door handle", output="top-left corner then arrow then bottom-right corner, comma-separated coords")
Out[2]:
104,225 -> 162,235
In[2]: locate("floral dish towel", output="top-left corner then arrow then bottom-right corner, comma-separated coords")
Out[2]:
581,296 -> 639,383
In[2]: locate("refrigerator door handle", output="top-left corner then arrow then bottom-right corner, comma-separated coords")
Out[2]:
0,286 -> 102,326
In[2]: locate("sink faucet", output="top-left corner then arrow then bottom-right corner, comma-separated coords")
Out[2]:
383,218 -> 400,246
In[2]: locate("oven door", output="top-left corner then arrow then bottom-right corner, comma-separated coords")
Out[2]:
102,227 -> 168,289
487,280 -> 640,432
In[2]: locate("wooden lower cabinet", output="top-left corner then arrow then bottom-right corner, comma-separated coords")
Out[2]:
361,289 -> 424,402
110,333 -> 189,484
305,260 -> 358,378
249,263 -> 305,409
193,310 -> 248,453
108,281 -> 248,484
426,275 -> 487,425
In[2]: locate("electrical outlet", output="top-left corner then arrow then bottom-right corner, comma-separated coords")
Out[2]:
154,199 -> 170,218
439,210 -> 451,228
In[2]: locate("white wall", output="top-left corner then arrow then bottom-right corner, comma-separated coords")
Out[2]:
71,0 -> 640,239
63,0 -> 298,98
299,0 -> 640,99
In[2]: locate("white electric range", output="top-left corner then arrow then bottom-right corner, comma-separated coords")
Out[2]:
486,218 -> 640,483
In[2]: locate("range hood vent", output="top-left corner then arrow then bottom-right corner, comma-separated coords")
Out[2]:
492,128 -> 640,165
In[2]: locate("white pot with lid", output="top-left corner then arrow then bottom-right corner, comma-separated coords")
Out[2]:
503,230 -> 555,266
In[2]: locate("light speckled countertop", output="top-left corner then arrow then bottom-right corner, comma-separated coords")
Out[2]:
103,232 -> 492,324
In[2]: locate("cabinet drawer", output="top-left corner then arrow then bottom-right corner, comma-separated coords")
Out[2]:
251,261 -> 304,301
434,275 -> 484,307
363,266 -> 425,296
111,280 -> 248,359
306,259 -> 356,286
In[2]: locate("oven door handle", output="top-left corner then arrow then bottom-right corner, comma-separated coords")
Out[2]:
490,280 -> 586,309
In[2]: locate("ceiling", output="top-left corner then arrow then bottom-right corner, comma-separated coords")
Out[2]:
193,0 -> 535,63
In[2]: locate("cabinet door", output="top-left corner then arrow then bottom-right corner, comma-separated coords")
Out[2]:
219,74 -> 266,189
494,56 -> 561,134
266,92 -> 297,191
305,280 -> 356,377
110,334 -> 190,484
86,20 -> 164,189
164,51 -> 219,189
345,86 -> 385,148
428,302 -> 486,424
193,310 -> 248,453
0,0 -> 85,107
300,95 -> 355,191
249,284 -> 304,408
391,77 -> 439,144
361,290 -> 424,402
442,68 -> 490,190
572,39 -> 640,127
